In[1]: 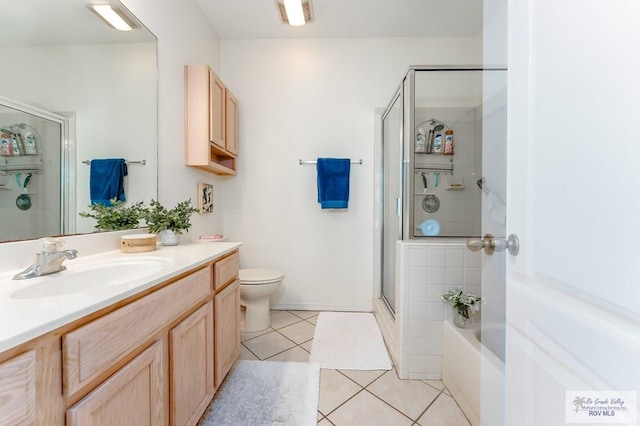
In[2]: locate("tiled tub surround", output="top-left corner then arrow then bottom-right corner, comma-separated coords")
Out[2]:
376,240 -> 482,380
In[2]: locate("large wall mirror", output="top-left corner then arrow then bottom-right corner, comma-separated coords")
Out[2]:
0,0 -> 157,242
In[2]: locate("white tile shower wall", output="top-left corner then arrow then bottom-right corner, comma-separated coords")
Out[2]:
396,240 -> 482,380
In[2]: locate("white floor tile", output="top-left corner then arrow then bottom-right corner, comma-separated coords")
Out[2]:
300,340 -> 313,352
267,346 -> 310,362
242,331 -> 296,360
423,380 -> 445,391
240,327 -> 273,342
290,310 -> 320,319
270,311 -> 304,329
318,369 -> 362,416
278,320 -> 316,344
239,344 -> 258,360
367,370 -> 440,420
327,390 -> 413,426
229,310 -> 472,426
417,393 -> 470,426
338,369 -> 386,387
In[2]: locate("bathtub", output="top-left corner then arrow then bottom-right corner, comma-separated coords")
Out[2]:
442,320 -> 505,426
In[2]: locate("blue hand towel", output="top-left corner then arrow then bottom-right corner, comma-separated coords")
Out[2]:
316,158 -> 350,209
90,158 -> 128,205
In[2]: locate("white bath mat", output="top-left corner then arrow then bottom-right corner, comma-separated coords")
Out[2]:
198,360 -> 320,426
310,312 -> 392,370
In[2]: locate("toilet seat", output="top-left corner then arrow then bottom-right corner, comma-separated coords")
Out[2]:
239,269 -> 284,285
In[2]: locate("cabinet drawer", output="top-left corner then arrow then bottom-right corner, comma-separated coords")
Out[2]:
0,350 -> 36,425
63,267 -> 210,398
214,252 -> 239,290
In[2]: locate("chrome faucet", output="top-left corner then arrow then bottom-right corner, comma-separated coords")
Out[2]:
13,238 -> 78,280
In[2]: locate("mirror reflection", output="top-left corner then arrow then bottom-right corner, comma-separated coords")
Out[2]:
0,0 -> 158,242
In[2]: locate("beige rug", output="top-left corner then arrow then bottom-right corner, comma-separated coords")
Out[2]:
198,360 -> 320,426
309,312 -> 392,370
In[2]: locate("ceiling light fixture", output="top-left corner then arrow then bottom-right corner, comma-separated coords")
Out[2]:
91,4 -> 137,31
276,0 -> 314,26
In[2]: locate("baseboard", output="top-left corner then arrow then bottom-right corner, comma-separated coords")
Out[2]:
271,302 -> 373,312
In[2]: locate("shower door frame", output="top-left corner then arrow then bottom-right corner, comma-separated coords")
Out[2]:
380,83 -> 405,316
0,95 -> 74,237
379,66 -> 507,316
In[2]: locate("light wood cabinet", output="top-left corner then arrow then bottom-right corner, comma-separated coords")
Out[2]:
225,89 -> 238,155
209,71 -> 225,150
0,350 -> 36,425
170,302 -> 214,426
66,340 -> 166,426
0,249 -> 241,426
214,280 -> 240,388
185,65 -> 238,176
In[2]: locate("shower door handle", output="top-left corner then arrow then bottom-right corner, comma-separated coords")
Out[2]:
466,234 -> 519,256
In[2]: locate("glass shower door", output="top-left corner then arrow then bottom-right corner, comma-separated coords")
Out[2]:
381,88 -> 403,314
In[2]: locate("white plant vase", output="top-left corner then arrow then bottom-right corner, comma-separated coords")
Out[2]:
159,229 -> 180,246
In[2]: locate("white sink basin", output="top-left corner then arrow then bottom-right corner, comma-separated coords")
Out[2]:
9,257 -> 173,299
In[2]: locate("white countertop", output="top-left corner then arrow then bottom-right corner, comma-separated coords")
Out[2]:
0,241 -> 242,353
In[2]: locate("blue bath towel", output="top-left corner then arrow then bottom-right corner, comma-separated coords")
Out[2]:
90,158 -> 127,206
316,158 -> 350,209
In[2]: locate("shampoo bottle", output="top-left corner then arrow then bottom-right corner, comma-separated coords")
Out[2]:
444,130 -> 454,155
415,128 -> 427,153
433,133 -> 443,154
426,129 -> 434,153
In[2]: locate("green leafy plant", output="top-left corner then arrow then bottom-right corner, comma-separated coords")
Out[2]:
143,199 -> 198,234
441,288 -> 483,319
79,198 -> 145,231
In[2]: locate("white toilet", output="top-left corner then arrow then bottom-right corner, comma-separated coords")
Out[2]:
239,269 -> 284,332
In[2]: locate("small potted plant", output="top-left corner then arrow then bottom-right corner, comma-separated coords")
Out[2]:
441,288 -> 483,329
143,199 -> 198,246
79,198 -> 145,231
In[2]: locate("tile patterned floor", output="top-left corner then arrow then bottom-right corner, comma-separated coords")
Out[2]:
239,310 -> 471,426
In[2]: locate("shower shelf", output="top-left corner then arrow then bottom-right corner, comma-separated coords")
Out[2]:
415,165 -> 453,175
0,155 -> 42,174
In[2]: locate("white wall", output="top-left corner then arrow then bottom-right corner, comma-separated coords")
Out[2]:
220,37 -> 481,311
121,0 -> 225,239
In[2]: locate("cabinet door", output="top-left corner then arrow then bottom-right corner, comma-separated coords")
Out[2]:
66,340 -> 166,426
170,302 -> 214,426
225,89 -> 238,155
209,69 -> 225,149
0,350 -> 36,425
214,280 -> 240,388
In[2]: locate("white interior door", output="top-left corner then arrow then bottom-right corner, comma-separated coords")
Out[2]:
506,1 -> 640,424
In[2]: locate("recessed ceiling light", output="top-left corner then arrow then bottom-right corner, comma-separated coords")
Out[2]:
275,0 -> 314,26
91,4 -> 138,31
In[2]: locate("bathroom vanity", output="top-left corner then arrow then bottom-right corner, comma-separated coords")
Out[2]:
0,241 -> 241,426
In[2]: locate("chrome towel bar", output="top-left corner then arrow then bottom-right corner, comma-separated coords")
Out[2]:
299,159 -> 363,165
82,159 -> 146,165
